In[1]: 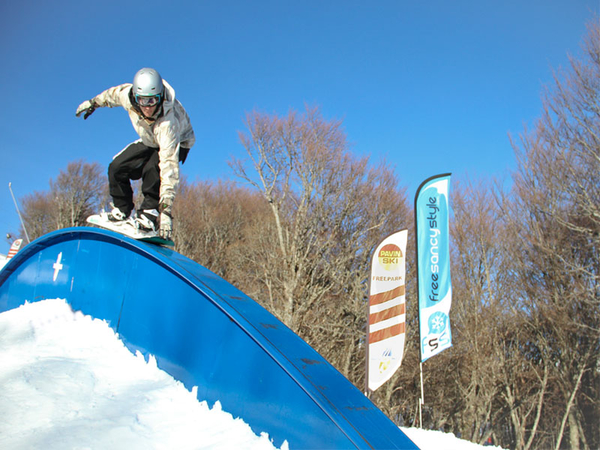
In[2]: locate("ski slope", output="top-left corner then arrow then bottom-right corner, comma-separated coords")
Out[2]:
0,227 -> 418,450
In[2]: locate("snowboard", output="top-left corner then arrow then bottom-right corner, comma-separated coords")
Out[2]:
86,214 -> 174,247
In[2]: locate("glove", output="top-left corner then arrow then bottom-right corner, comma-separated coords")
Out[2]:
76,99 -> 96,120
159,210 -> 173,240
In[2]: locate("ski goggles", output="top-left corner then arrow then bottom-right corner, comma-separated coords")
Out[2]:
136,94 -> 161,107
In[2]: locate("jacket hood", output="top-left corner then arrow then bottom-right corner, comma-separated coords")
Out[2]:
161,80 -> 176,116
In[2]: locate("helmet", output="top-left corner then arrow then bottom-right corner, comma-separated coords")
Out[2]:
132,68 -> 164,103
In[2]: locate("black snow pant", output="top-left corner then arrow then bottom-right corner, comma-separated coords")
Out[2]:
108,141 -> 189,216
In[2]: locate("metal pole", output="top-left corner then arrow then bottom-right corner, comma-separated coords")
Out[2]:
414,181 -> 425,428
365,294 -> 371,397
8,182 -> 31,243
365,245 -> 375,397
419,361 -> 425,427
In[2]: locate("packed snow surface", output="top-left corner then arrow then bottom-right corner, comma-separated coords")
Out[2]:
0,299 -> 505,449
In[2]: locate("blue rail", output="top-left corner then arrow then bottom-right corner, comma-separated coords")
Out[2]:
0,227 -> 418,449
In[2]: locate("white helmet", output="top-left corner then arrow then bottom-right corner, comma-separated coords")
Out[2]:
132,68 -> 164,105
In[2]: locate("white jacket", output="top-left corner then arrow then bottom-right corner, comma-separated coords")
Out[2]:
92,80 -> 195,209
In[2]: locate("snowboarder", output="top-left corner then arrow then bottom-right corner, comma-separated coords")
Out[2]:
76,68 -> 195,240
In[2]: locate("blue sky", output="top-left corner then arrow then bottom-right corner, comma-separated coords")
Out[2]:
1,1 -> 597,253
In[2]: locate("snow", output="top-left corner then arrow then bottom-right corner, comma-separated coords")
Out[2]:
0,299 -> 285,450
0,298 -> 505,450
402,428 -> 503,450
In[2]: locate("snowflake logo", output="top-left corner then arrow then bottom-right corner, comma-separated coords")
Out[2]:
428,312 -> 448,334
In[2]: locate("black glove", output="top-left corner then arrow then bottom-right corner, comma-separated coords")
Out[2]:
75,100 -> 96,120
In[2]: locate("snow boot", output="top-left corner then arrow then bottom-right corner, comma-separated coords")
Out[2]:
107,205 -> 130,222
135,209 -> 159,233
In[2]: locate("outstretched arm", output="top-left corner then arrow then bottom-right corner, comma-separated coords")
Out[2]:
75,84 -> 133,120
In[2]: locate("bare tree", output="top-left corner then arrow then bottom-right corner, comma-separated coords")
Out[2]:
20,160 -> 106,240
446,178 -> 512,444
230,106 -> 410,382
507,18 -> 600,450
20,191 -> 55,240
51,160 -> 107,228
172,178 -> 269,285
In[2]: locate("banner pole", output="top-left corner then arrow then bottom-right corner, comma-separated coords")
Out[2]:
419,361 -> 425,427
9,182 -> 31,244
414,182 -> 424,428
365,246 -> 373,397
365,301 -> 370,397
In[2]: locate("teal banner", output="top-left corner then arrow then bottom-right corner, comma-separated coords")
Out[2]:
415,174 -> 452,361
